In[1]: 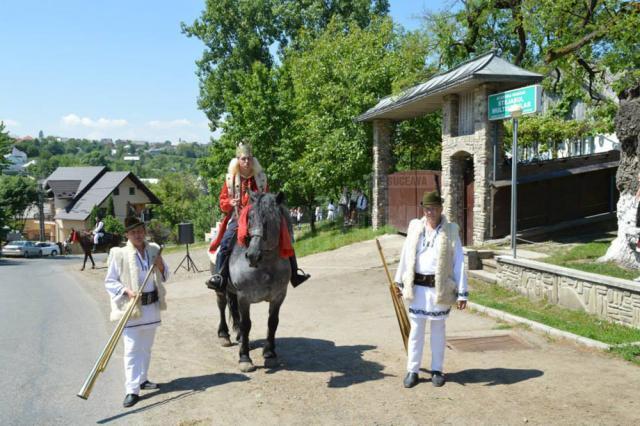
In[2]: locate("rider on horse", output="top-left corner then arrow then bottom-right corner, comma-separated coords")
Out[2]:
207,141 -> 310,290
92,214 -> 105,252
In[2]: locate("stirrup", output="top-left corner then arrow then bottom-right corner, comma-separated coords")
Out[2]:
291,268 -> 311,288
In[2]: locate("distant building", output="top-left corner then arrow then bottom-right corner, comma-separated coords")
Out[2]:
123,155 -> 140,161
43,166 -> 161,249
2,147 -> 28,174
140,178 -> 159,185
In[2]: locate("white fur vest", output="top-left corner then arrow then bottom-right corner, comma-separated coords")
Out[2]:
401,216 -> 459,306
225,157 -> 267,198
107,241 -> 167,321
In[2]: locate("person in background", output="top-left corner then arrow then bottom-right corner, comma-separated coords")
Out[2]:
296,207 -> 303,230
315,205 -> 322,223
327,199 -> 336,222
339,187 -> 349,224
92,214 -> 105,251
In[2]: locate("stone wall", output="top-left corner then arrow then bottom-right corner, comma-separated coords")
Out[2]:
497,256 -> 640,328
442,84 -> 501,244
372,119 -> 393,229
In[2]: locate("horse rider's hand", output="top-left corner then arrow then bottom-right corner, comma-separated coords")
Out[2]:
457,300 -> 467,310
394,285 -> 402,298
123,288 -> 136,299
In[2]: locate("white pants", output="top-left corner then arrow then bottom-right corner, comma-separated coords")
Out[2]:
94,233 -> 103,245
123,326 -> 156,394
407,316 -> 446,374
327,211 -> 335,221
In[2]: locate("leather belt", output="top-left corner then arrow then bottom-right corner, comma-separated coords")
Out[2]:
414,273 -> 435,287
140,290 -> 158,305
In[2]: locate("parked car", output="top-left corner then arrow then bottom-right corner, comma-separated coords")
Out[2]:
36,242 -> 59,256
2,240 -> 42,258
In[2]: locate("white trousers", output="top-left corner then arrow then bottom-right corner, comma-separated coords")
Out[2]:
122,326 -> 156,394
94,233 -> 103,245
407,316 -> 446,374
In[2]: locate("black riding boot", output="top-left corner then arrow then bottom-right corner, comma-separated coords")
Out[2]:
289,254 -> 310,287
206,251 -> 229,292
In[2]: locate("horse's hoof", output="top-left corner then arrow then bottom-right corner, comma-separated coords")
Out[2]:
264,357 -> 279,369
239,361 -> 256,373
218,336 -> 232,347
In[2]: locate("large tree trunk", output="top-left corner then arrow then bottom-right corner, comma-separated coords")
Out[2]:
600,88 -> 640,268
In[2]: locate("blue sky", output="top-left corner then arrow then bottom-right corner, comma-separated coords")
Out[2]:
0,1 -> 448,144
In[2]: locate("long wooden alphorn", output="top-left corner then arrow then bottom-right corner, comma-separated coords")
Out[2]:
375,239 -> 410,351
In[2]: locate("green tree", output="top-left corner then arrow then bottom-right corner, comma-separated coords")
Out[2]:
182,0 -> 390,131
0,121 -> 13,170
103,215 -> 125,234
0,176 -> 39,232
150,173 -> 204,242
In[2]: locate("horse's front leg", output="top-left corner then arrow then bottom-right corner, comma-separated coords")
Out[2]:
89,252 -> 95,269
237,298 -> 255,372
227,291 -> 241,342
81,252 -> 87,271
216,290 -> 232,347
263,300 -> 282,369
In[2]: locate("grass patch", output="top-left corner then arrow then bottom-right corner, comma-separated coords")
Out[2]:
542,241 -> 639,280
162,241 -> 209,254
293,221 -> 396,258
469,278 -> 640,365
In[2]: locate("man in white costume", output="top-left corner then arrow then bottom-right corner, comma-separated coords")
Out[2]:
394,191 -> 468,388
105,216 -> 170,407
92,215 -> 105,251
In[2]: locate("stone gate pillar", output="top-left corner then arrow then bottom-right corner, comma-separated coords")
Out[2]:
372,119 -> 392,229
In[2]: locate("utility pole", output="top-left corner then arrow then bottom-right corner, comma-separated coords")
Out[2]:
38,182 -> 45,241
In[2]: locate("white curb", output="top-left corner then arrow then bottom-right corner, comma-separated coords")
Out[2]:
467,302 -> 611,350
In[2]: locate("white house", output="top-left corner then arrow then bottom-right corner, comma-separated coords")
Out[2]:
43,166 -> 161,247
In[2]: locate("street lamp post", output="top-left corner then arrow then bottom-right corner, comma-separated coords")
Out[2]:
510,105 -> 522,259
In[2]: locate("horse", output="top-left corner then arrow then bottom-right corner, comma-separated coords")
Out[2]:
222,191 -> 291,372
69,228 -> 123,271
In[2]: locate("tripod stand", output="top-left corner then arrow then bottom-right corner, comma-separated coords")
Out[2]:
174,243 -> 201,274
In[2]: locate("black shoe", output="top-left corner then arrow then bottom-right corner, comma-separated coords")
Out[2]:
431,371 -> 445,387
206,274 -> 225,291
291,269 -> 310,288
140,380 -> 159,390
403,372 -> 419,388
123,393 -> 139,408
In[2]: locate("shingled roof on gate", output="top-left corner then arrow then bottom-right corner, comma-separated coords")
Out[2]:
356,51 -> 543,122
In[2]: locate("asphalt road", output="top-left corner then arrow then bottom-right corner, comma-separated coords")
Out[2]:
0,254 -> 126,425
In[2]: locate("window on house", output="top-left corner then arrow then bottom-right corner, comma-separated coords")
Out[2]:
458,91 -> 474,136
129,187 -> 135,196
113,187 -> 119,196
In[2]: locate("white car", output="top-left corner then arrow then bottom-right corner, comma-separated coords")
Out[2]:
3,240 -> 42,257
36,242 -> 60,256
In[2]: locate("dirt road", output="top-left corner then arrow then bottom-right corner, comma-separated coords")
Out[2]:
73,235 -> 640,425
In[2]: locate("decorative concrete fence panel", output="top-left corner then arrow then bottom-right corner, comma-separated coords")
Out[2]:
496,256 -> 640,328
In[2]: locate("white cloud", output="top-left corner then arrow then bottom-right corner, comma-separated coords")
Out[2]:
61,113 -> 128,129
1,119 -> 20,127
146,119 -> 192,129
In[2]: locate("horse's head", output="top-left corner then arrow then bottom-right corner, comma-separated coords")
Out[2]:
246,191 -> 286,267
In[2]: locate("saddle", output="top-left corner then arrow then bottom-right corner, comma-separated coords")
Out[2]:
97,232 -> 115,245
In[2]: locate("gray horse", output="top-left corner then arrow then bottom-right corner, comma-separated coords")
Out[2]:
227,191 -> 291,372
